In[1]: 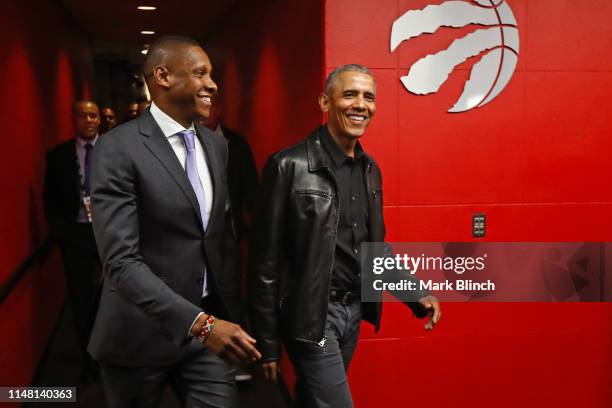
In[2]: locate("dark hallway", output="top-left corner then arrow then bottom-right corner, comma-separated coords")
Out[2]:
1,1 -> 314,405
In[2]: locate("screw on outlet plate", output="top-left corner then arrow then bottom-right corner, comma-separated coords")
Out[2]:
473,214 -> 486,238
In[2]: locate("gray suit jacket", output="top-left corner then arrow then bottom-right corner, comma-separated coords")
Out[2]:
88,109 -> 236,366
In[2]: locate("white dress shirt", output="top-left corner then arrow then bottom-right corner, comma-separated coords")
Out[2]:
149,102 -> 214,222
149,102 -> 212,299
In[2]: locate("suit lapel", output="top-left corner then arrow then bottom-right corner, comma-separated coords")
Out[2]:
64,139 -> 82,212
195,124 -> 221,237
68,140 -> 81,195
139,111 -> 204,230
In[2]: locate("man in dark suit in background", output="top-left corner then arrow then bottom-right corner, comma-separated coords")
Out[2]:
89,36 -> 260,408
123,102 -> 139,123
203,94 -> 259,382
137,99 -> 152,116
203,94 -> 258,240
43,100 -> 102,383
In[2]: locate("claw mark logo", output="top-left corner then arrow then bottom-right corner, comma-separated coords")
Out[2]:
390,0 -> 519,113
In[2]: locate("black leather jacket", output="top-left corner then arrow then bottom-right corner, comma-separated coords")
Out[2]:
250,126 -> 428,362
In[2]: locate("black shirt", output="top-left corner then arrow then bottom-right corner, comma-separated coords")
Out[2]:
320,126 -> 369,292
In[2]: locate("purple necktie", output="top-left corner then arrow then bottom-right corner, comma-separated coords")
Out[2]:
83,143 -> 93,196
177,129 -> 209,231
178,129 -> 209,296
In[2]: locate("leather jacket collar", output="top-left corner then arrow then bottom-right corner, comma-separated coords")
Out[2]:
307,126 -> 373,173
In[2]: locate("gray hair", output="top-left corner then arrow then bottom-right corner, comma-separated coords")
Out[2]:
324,64 -> 376,95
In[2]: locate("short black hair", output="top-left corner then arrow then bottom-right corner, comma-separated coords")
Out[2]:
72,100 -> 99,114
143,35 -> 202,80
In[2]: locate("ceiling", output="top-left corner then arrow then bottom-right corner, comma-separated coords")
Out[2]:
61,0 -> 241,63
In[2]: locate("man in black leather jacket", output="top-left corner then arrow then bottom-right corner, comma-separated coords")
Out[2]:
250,64 -> 441,407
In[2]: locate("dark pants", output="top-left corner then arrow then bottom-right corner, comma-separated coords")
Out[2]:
58,223 -> 101,363
100,339 -> 237,408
286,300 -> 362,408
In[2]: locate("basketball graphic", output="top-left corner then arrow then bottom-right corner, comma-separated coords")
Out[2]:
390,0 -> 519,113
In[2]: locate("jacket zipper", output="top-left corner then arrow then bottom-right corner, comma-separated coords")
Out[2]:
364,160 -> 384,330
320,166 -> 340,347
294,189 -> 331,199
364,161 -> 375,235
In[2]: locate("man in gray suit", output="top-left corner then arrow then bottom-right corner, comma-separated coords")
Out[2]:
89,36 -> 260,408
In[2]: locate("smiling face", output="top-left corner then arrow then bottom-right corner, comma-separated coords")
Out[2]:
165,45 -> 217,126
319,71 -> 376,142
72,101 -> 100,141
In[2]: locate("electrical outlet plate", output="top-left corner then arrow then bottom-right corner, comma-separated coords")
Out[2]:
473,213 -> 486,238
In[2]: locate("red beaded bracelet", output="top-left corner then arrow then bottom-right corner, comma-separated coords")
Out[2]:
197,314 -> 216,343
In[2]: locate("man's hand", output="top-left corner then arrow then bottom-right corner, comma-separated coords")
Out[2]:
193,315 -> 262,365
261,361 -> 279,382
418,295 -> 441,330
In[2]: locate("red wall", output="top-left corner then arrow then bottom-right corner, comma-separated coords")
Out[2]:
204,0 -> 325,169
325,0 -> 612,406
0,1 -> 93,391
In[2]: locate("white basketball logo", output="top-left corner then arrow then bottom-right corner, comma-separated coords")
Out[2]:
390,0 -> 519,113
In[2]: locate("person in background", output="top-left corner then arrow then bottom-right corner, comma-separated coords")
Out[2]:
43,100 -> 102,384
202,94 -> 259,382
250,64 -> 441,407
137,100 -> 151,115
203,93 -> 258,244
100,107 -> 118,134
123,102 -> 139,122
